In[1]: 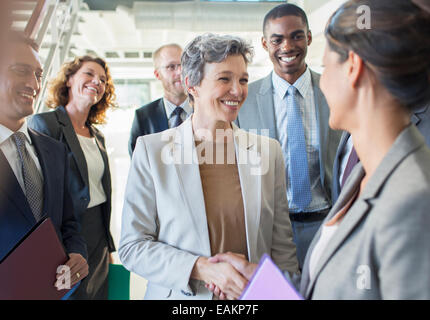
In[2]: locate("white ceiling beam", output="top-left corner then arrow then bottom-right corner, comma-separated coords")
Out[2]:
133,1 -> 280,32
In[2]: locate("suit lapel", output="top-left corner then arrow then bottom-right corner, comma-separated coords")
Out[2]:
311,70 -> 330,188
167,119 -> 269,258
89,126 -> 111,198
232,124 -> 261,262
171,118 -> 211,255
303,165 -> 367,298
411,113 -> 420,126
154,99 -> 169,133
55,107 -> 89,188
0,149 -> 35,224
334,132 -> 351,170
28,129 -> 54,219
256,74 -> 278,140
332,131 -> 351,199
411,105 -> 428,126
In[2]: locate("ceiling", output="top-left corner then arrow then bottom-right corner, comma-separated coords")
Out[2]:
46,0 -> 346,81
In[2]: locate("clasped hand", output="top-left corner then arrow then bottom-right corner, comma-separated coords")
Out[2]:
194,252 -> 258,300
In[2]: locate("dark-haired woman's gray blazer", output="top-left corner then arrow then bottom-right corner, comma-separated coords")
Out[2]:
300,125 -> 430,299
332,105 -> 430,204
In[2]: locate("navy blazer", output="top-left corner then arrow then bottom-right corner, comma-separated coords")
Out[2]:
0,128 -> 87,261
332,105 -> 430,203
28,107 -> 115,252
128,98 -> 168,157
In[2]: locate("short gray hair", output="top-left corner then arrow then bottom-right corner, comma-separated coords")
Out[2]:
181,33 -> 254,101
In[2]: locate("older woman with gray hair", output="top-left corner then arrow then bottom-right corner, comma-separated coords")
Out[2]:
119,33 -> 299,300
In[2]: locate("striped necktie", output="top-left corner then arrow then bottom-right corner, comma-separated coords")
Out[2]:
171,107 -> 184,127
13,132 -> 44,221
286,86 -> 312,211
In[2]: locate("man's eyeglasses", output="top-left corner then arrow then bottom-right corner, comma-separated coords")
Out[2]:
8,64 -> 43,82
160,64 -> 181,72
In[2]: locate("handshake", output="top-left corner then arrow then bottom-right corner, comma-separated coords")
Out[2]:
191,252 -> 258,300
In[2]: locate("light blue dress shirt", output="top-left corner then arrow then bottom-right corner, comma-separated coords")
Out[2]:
272,68 -> 330,213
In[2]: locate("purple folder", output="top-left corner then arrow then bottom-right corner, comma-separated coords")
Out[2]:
0,218 -> 72,300
240,254 -> 303,300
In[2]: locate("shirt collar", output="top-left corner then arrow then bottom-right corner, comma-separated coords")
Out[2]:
272,67 -> 312,99
163,98 -> 192,118
0,120 -> 32,146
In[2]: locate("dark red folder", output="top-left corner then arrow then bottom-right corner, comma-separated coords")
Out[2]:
0,218 -> 71,299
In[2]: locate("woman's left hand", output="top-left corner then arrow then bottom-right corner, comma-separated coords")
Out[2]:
55,253 -> 89,290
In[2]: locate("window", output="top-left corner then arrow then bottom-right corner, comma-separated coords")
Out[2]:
101,79 -> 150,250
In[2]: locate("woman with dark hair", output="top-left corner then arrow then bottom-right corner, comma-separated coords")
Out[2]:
29,56 -> 117,299
210,0 -> 430,299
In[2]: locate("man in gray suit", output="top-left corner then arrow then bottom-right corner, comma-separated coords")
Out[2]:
237,3 -> 341,269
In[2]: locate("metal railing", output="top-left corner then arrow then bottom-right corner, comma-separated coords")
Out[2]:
12,0 -> 82,113
24,0 -> 50,40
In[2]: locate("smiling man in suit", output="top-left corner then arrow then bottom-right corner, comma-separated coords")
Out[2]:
128,44 -> 192,156
0,32 -> 88,290
236,4 -> 342,269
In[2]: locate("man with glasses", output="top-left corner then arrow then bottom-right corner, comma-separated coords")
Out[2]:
128,44 -> 191,156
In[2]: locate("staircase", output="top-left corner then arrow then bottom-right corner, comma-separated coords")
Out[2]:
10,0 -> 82,113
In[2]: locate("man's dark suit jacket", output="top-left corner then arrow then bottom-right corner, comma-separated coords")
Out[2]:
332,105 -> 430,203
128,98 -> 168,157
28,106 -> 116,252
0,128 -> 87,261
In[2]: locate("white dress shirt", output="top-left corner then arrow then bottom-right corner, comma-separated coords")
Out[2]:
0,121 -> 43,194
76,134 -> 106,208
308,223 -> 339,283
